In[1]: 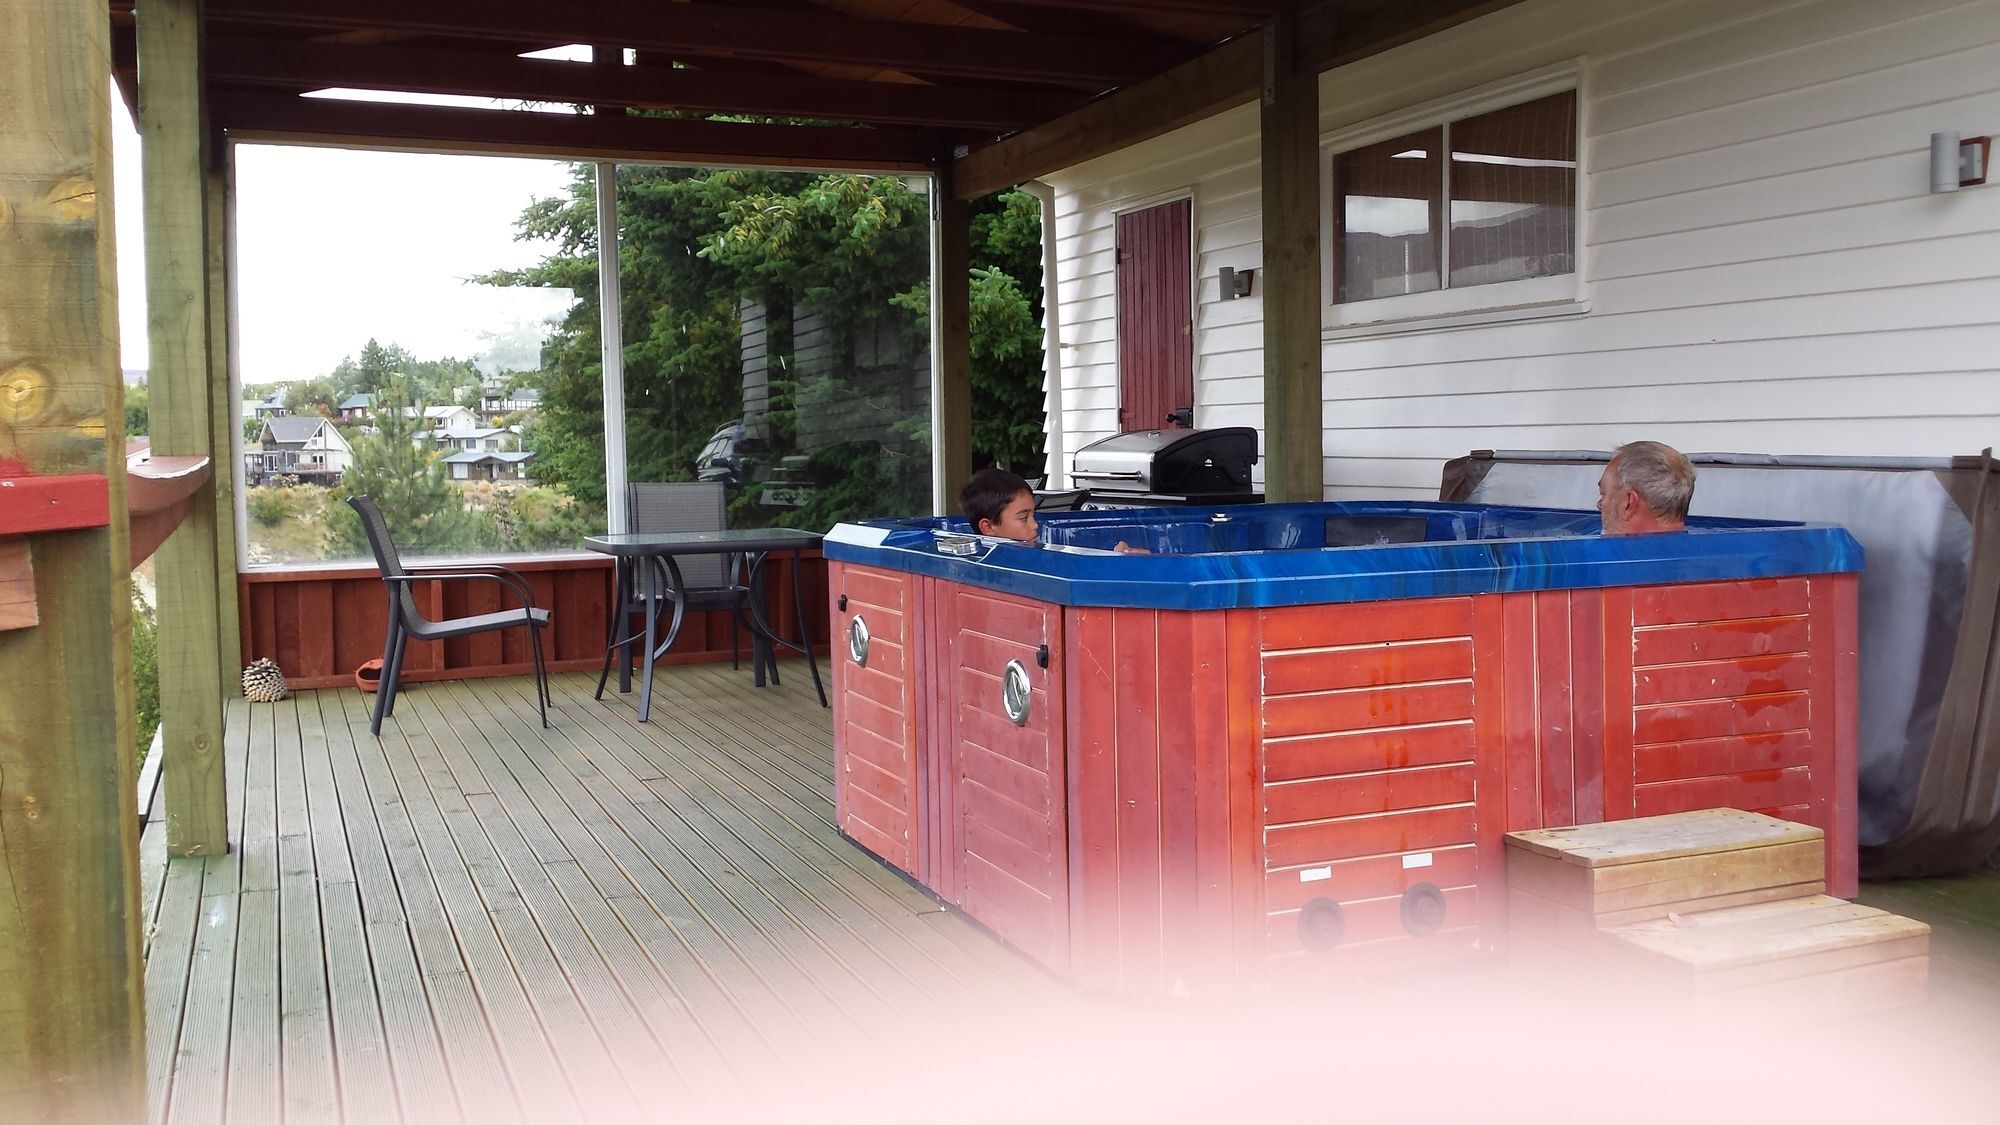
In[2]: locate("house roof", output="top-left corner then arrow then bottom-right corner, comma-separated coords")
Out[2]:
443,450 -> 536,465
337,393 -> 375,409
103,2 -> 1514,200
260,415 -> 329,444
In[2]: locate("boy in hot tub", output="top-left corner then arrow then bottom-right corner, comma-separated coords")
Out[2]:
960,467 -> 1147,552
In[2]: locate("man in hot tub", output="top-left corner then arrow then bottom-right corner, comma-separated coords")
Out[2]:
1597,440 -> 1695,536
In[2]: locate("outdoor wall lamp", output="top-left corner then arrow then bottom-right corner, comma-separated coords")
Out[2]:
1931,132 -> 1990,193
1218,266 -> 1254,300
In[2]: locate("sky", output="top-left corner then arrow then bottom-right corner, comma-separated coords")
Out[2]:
111,90 -> 580,385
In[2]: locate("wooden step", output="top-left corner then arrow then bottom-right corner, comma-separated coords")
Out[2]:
1502,810 -> 1930,1019
1506,809 -> 1824,926
1605,894 -> 1930,993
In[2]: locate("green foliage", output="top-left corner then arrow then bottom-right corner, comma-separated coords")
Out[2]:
481,167 -> 1047,524
243,416 -> 263,444
327,378 -> 482,555
124,382 -> 148,438
246,487 -> 291,527
130,581 -> 159,764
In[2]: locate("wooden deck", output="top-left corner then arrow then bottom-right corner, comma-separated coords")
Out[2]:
137,663 -> 2000,1122
138,665 -> 1062,1123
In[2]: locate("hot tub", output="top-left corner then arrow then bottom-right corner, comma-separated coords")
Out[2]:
824,501 -> 1862,996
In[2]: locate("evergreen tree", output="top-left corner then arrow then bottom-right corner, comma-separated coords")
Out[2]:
481,166 -> 1046,523
326,377 -> 483,555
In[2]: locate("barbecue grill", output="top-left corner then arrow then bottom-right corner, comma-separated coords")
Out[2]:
1069,426 -> 1262,507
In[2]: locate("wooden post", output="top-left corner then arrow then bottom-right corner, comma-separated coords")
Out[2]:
1260,11 -> 1325,502
206,158 -> 242,688
0,1 -> 146,1117
140,0 -> 229,856
930,158 -> 974,513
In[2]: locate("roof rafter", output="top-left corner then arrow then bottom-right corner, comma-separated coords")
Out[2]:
210,92 -> 940,171
204,35 -> 1070,132
966,0 -> 1279,13
204,0 -> 1197,86
953,0 -> 1524,197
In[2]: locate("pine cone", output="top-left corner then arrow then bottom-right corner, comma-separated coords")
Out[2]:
241,657 -> 289,703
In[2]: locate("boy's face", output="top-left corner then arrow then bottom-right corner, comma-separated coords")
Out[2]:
976,490 -> 1039,542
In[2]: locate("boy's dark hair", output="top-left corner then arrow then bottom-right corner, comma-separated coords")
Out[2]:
960,467 -> 1031,530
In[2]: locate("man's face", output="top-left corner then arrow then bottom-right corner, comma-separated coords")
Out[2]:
978,490 -> 1039,543
1598,461 -> 1635,536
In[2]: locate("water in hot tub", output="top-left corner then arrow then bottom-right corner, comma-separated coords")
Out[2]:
1034,501 -> 1606,555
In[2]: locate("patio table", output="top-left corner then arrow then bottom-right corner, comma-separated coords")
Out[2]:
585,528 -> 827,721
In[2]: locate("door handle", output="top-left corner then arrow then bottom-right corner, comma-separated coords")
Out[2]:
1165,406 -> 1193,427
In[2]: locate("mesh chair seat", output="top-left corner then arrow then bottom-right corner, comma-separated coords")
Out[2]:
406,604 -> 551,641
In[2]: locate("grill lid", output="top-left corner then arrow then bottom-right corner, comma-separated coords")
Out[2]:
1072,426 -> 1259,494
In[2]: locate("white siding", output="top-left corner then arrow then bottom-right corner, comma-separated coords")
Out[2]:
1044,0 -> 2000,497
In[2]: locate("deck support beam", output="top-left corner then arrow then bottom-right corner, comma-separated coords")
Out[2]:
0,1 -> 146,1116
206,157 -> 242,691
1259,11 -> 1325,502
140,0 -> 230,856
930,160 -> 974,513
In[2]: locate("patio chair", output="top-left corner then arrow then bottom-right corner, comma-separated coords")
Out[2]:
600,481 -> 758,690
348,495 -> 551,735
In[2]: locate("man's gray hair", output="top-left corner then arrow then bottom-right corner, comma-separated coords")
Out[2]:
1611,441 -> 1696,521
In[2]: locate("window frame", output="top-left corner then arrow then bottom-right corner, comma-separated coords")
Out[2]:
1320,62 -> 1587,337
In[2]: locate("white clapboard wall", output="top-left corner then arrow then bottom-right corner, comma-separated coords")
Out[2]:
1040,0 -> 2000,498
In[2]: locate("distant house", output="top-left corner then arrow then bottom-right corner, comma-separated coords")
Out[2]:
249,415 -> 352,485
479,381 -> 540,423
251,390 -> 289,420
442,450 -> 536,482
403,404 -> 478,437
335,393 -> 375,421
433,425 -> 519,453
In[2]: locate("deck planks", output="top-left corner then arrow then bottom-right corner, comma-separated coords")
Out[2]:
141,668 -> 1059,1120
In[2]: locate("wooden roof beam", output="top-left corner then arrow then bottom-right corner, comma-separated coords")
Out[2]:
204,34 -> 1072,132
952,0 -> 1524,198
209,92 -> 939,171
968,0 -> 1279,13
203,0 -> 1193,86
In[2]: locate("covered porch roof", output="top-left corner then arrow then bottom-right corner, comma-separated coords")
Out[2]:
104,0 -> 1517,194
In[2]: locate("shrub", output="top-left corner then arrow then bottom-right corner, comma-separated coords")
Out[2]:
247,486 -> 292,527
131,581 -> 160,765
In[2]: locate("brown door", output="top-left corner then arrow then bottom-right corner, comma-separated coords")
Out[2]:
1116,198 -> 1194,431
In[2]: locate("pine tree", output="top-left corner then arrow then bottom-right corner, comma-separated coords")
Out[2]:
327,377 -> 483,556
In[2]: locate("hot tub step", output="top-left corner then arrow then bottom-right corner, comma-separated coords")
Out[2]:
1603,894 -> 1931,996
1505,808 -> 1825,926
1503,810 -> 1929,1018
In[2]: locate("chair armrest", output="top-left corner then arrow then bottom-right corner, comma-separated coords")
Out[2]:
385,566 -> 539,610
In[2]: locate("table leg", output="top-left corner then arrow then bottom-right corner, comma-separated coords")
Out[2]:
638,555 -> 689,723
790,546 -> 827,707
596,556 -> 635,700
637,557 -> 660,722
618,554 -> 634,694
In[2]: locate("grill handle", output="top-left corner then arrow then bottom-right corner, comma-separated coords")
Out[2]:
1074,470 -> 1143,481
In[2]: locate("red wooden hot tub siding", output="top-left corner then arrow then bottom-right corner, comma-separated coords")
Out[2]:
825,570 -> 1858,995
939,585 -> 1070,974
827,562 -> 924,877
241,551 -> 829,690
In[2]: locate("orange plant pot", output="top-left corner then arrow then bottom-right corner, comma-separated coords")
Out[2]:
354,659 -> 383,693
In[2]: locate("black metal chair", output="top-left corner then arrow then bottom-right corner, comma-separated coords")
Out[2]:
348,495 -> 551,735
596,481 -> 761,696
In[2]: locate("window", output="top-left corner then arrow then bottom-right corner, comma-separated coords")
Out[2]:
1327,80 -> 1579,328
